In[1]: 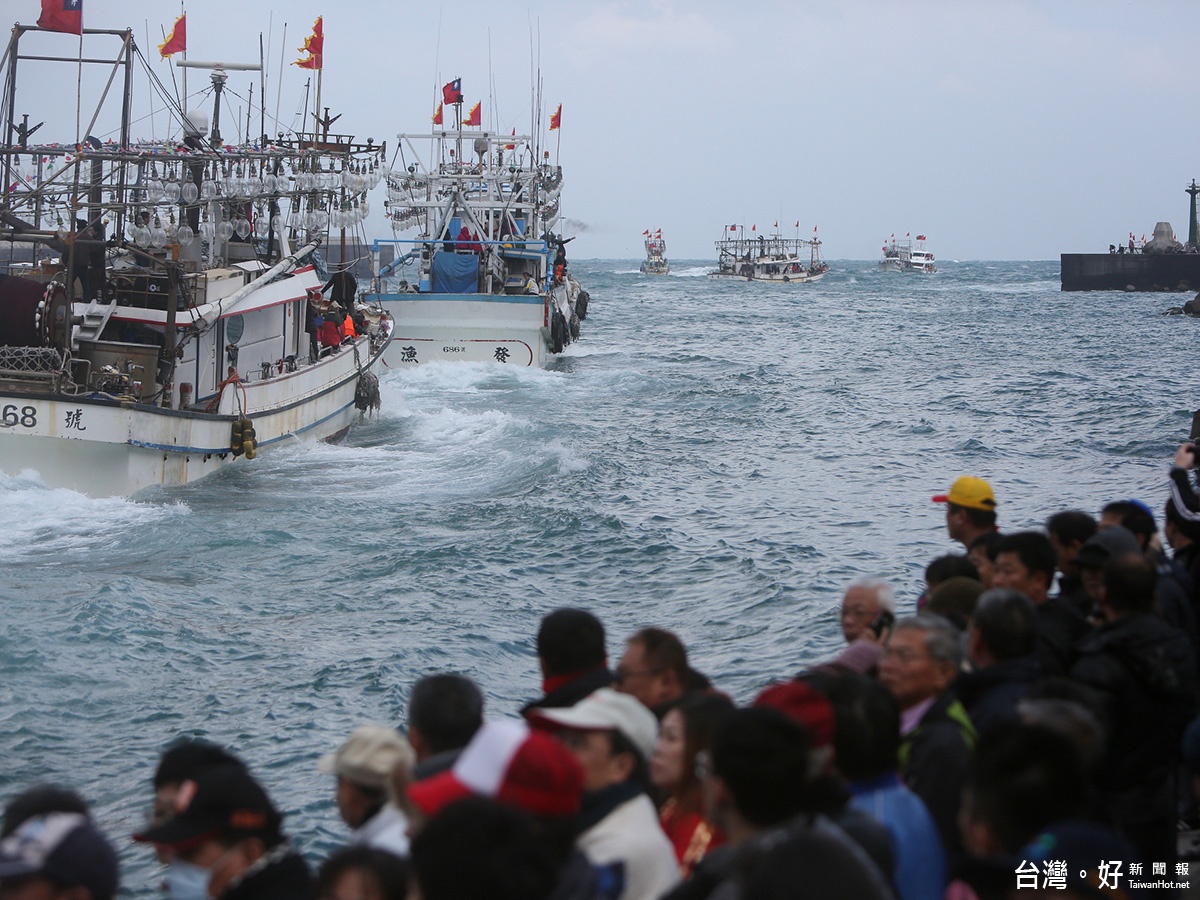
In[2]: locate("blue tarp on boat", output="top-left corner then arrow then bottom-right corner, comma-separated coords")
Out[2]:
431,252 -> 479,293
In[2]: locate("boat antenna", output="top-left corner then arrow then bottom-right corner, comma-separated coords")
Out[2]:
274,21 -> 287,133
259,32 -> 266,143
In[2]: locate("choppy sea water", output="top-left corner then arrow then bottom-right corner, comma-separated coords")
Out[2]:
1,259 -> 1195,893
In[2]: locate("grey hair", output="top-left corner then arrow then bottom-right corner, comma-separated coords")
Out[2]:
893,613 -> 963,669
844,577 -> 896,614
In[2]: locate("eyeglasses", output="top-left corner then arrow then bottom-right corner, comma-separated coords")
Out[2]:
613,666 -> 663,686
694,750 -> 712,780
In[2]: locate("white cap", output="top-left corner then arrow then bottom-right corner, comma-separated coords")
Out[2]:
318,724 -> 413,790
529,688 -> 658,763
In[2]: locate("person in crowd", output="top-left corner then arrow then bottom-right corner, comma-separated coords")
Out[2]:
530,688 -> 680,900
614,628 -> 709,718
756,679 -> 896,883
918,555 -> 978,611
665,706 -> 892,900
404,717 -> 597,900
1166,494 -> 1200,604
877,613 -> 975,864
1,784 -> 89,839
802,670 -> 945,900
315,845 -> 406,900
0,811 -> 119,900
410,796 -> 559,900
407,673 -> 484,780
966,532 -> 1002,591
521,608 -> 613,716
146,739 -> 247,865
133,763 -> 314,900
953,721 -> 1105,896
954,588 -> 1042,733
924,576 -> 983,632
1072,524 -> 1142,617
829,577 -> 895,674
991,530 -> 1089,676
1069,553 -> 1198,865
1100,499 -> 1197,645
1044,509 -> 1098,616
318,724 -> 412,856
650,693 -> 735,878
932,476 -> 998,549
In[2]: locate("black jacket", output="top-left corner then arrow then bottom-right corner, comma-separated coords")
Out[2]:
954,654 -> 1043,734
1034,597 -> 1090,676
220,848 -> 314,900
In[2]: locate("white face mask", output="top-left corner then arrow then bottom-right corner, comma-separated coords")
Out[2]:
167,858 -> 212,900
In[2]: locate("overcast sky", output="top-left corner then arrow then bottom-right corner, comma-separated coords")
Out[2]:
8,0 -> 1198,260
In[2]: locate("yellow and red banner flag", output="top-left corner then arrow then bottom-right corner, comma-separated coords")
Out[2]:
549,103 -> 562,131
432,103 -> 443,125
159,14 -> 186,58
294,17 -> 323,70
465,101 -> 481,127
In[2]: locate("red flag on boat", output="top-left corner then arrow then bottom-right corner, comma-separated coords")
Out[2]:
813,225 -> 818,233
294,16 -> 323,69
916,234 -> 926,241
729,225 -> 736,232
774,221 -> 778,229
505,127 -> 516,149
432,102 -> 443,125
751,224 -> 756,232
549,103 -> 562,131
465,101 -> 481,126
795,221 -> 799,228
443,78 -> 462,105
656,230 -> 661,237
643,229 -> 650,236
38,0 -> 82,35
159,13 -> 186,58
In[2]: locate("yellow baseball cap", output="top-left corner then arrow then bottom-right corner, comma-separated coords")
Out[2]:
932,476 -> 997,511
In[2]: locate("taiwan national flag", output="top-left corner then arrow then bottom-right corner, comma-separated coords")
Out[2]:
443,78 -> 462,105
38,0 -> 82,35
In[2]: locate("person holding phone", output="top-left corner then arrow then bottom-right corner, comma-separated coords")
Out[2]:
828,578 -> 896,674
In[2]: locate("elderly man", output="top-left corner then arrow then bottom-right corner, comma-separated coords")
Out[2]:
932,476 -> 998,549
319,724 -> 412,856
531,688 -> 680,900
828,577 -> 896,674
878,614 -> 976,864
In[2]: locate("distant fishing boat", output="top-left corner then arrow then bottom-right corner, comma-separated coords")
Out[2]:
365,90 -> 589,367
640,229 -> 670,275
880,233 -> 937,273
709,224 -> 829,283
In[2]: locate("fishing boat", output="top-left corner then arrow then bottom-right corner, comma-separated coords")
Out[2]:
365,93 -> 589,367
640,229 -> 670,275
708,225 -> 829,283
880,233 -> 937,273
0,22 -> 392,498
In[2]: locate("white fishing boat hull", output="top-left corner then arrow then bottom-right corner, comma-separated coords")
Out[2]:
707,269 -> 828,284
374,293 -> 549,368
0,330 -> 389,497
